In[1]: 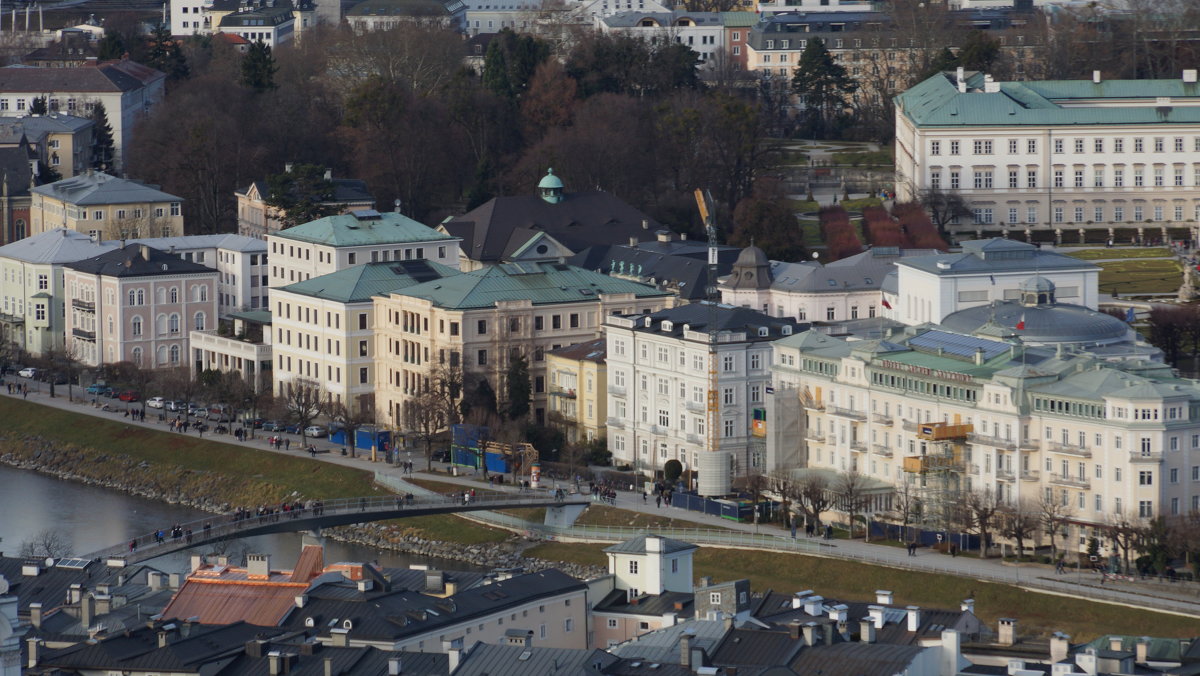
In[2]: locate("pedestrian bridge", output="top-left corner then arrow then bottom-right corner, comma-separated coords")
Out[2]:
82,492 -> 589,565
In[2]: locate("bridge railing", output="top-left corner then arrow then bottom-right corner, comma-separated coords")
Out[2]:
84,489 -> 581,561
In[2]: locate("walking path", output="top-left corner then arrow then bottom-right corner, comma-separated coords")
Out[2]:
5,385 -> 1200,618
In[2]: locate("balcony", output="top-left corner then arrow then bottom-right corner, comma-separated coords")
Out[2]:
608,385 -> 626,397
605,418 -> 625,429
872,444 -> 893,458
1020,439 -> 1041,451
1049,473 -> 1090,489
800,396 -> 824,411
685,400 -> 705,414
550,387 -> 576,399
1046,442 -> 1092,458
71,327 -> 95,341
850,439 -> 867,452
967,433 -> 1016,451
1129,451 -> 1164,463
71,298 -> 95,311
686,433 -> 703,445
873,413 -> 893,425
968,463 -> 980,476
804,430 -> 827,443
902,421 -> 919,432
996,469 -> 1015,482
649,424 -> 668,436
1020,470 -> 1041,481
828,406 -> 866,421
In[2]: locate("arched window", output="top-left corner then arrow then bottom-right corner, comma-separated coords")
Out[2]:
199,285 -> 208,302
168,314 -> 180,334
156,287 -> 166,304
107,316 -> 113,334
128,290 -> 136,306
157,345 -> 168,365
193,311 -> 206,331
170,287 -> 178,303
156,313 -> 167,335
131,316 -> 142,336
131,346 -> 142,366
169,345 -> 180,364
136,289 -> 145,305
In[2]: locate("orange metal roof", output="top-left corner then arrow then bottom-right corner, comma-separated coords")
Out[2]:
161,580 -> 305,626
290,545 -> 325,583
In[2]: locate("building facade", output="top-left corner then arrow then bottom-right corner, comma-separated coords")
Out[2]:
374,262 -> 671,430
267,210 -> 459,288
769,325 -> 1200,553
31,172 -> 184,240
63,243 -> 218,367
605,303 -> 801,478
546,338 -> 607,444
896,70 -> 1200,239
0,114 -> 93,178
235,168 -> 374,240
598,11 -> 726,63
125,234 -> 268,316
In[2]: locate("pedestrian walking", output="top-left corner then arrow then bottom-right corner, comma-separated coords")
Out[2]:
1055,558 -> 1065,575
790,522 -> 797,539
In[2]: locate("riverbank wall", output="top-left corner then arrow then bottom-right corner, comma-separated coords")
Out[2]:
0,434 -> 604,579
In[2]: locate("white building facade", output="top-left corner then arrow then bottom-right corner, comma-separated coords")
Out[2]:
126,234 -> 269,316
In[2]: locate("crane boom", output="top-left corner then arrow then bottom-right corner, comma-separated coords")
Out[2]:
694,189 -> 722,464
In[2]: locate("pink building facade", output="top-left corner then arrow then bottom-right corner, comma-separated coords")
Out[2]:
64,244 -> 218,367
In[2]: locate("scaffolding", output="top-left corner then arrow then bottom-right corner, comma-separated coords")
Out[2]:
903,422 -> 971,532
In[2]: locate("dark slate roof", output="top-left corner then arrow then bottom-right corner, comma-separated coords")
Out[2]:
897,239 -> 1096,277
604,535 -> 698,556
568,241 -> 740,301
32,171 -> 181,205
219,6 -> 296,27
347,0 -> 452,17
0,557 -> 164,618
619,303 -> 803,341
66,243 -> 217,277
0,63 -> 157,93
547,338 -> 606,364
708,628 -> 806,667
218,644 -> 448,676
787,642 -> 926,676
0,144 -> 32,197
593,589 -> 695,618
35,621 -> 289,672
754,248 -> 939,294
440,191 -> 660,263
455,643 -> 619,676
281,569 -> 586,642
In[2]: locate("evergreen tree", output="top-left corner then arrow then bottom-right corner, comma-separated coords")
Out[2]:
920,47 -> 959,81
504,355 -> 531,421
481,29 -> 550,100
90,103 -> 115,172
240,40 -> 278,92
264,163 -> 338,228
957,30 -> 1001,72
37,163 -> 61,185
791,38 -> 857,139
97,32 -> 126,61
146,24 -> 190,82
29,97 -> 47,115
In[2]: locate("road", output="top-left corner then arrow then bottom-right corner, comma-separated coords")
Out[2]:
5,384 -> 1200,618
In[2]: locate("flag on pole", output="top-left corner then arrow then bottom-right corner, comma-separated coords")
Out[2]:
1015,314 -> 1026,330
881,296 -> 892,310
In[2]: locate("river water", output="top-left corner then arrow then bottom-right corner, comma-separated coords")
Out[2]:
0,465 -> 481,574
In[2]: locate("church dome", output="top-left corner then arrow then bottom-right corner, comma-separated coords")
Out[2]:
942,302 -> 1130,344
538,168 -> 564,190
734,245 -> 768,267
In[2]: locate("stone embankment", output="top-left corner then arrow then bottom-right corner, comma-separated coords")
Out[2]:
0,434 -> 604,578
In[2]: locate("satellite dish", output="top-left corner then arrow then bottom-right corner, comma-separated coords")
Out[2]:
44,557 -> 55,568
0,574 -> 9,595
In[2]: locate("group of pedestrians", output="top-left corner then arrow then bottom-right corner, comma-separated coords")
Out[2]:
268,436 -> 291,450
5,382 -> 28,397
124,408 -> 147,421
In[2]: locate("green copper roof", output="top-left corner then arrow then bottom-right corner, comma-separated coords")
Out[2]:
897,72 -> 1200,128
280,260 -> 458,303
721,11 -> 758,26
391,261 -> 670,309
273,211 -> 455,247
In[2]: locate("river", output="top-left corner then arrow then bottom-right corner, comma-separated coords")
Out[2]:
0,464 -> 482,574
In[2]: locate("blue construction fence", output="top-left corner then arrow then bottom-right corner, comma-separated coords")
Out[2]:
450,424 -> 522,474
667,490 -> 781,523
330,425 -> 392,455
867,521 -> 981,550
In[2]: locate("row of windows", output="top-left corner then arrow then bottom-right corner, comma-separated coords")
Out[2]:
930,136 -> 1200,157
964,203 -> 1200,226
124,285 -> 210,306
68,204 -> 180,221
930,165 -> 1200,191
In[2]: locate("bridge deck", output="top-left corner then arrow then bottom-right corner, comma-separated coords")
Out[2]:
84,493 -> 587,565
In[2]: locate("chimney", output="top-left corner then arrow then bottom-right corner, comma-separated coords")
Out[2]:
295,594 -> 308,608
859,620 -> 876,643
961,599 -> 975,614
147,572 -> 164,590
96,594 -> 112,615
68,583 -> 83,603
825,622 -> 834,646
388,657 -> 402,675
906,606 -> 921,632
875,590 -> 894,605
324,168 -> 333,181
1136,637 -> 1150,664
140,244 -> 151,261
804,595 -> 824,616
699,576 -> 713,588
168,573 -> 182,589
1076,649 -> 1098,676
246,639 -> 268,658
802,622 -> 819,647
29,603 -> 43,627
330,628 -> 349,647
681,633 -> 693,667
96,584 -> 111,596
268,651 -> 283,676
158,624 -> 177,648
1007,660 -> 1026,675
447,646 -> 462,672
81,593 -> 95,628
941,630 -> 962,676
27,637 -> 42,668
356,579 -> 373,592
628,236 -> 638,246
217,556 -> 230,567
325,658 -> 334,676
1109,637 -> 1123,651
1051,633 -> 1072,663
788,620 -> 802,640
868,605 -> 885,629
956,66 -> 966,93
190,554 -> 204,572
641,219 -> 649,230
1093,70 -> 1102,84
1184,69 -> 1198,84
247,553 -> 271,579
656,230 -> 671,243
998,618 -> 1017,646
828,604 -> 848,623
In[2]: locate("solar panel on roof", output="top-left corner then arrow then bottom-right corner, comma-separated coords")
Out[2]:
56,558 -> 92,570
909,330 -> 1010,360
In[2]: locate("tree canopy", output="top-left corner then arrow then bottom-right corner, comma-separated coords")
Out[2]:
792,38 -> 857,139
264,163 -> 339,228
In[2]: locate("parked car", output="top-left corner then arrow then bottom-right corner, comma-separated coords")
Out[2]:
431,449 -> 451,462
261,420 -> 283,432
18,367 -> 38,378
86,383 -> 109,395
207,406 -> 234,422
147,397 -> 166,409
165,400 -> 186,412
244,417 -> 266,429
284,424 -> 302,435
187,403 -> 207,417
304,425 -> 327,438
117,391 -> 140,402
104,388 -> 121,398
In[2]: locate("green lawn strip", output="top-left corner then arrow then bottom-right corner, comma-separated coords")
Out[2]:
574,504 -> 732,531
1097,259 -> 1183,294
785,199 -> 819,213
1067,248 -> 1172,261
520,543 -> 1197,640
841,197 -> 884,211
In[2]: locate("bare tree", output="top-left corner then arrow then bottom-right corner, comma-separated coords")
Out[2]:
325,394 -> 376,458
160,367 -> 203,423
108,360 -> 158,415
281,378 -> 323,447
890,476 -> 922,542
1103,511 -> 1142,574
20,528 -> 72,559
405,387 -> 447,471
797,474 -> 833,531
919,189 -> 973,238
963,488 -> 1002,558
735,468 -> 771,528
999,499 -> 1040,560
837,469 -> 869,539
1038,489 -> 1076,559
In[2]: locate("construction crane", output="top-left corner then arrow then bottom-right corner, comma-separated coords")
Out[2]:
694,189 -> 722,476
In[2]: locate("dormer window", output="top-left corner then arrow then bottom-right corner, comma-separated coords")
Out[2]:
661,320 -> 673,332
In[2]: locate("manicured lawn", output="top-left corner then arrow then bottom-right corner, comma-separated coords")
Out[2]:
831,148 -> 893,167
575,504 -> 731,530
1097,259 -> 1184,294
786,199 -> 819,213
1067,247 -> 1171,261
519,542 -> 1199,640
841,197 -> 884,211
